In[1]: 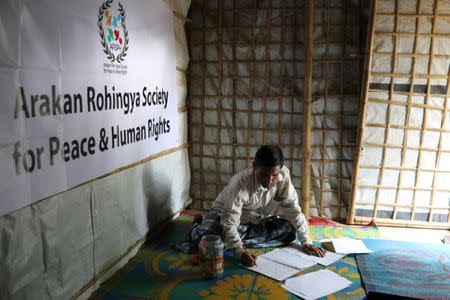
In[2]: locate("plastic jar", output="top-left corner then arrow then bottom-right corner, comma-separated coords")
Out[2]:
198,234 -> 224,279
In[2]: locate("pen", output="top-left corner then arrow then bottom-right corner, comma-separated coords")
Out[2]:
244,247 -> 257,266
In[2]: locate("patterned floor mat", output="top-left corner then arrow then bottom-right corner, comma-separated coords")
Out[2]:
357,239 -> 450,299
91,212 -> 380,300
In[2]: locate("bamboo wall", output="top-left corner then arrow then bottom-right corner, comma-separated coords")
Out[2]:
350,0 -> 450,228
187,0 -> 368,220
310,1 -> 368,220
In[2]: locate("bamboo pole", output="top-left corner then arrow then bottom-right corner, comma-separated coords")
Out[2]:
290,1 -> 298,186
278,0 -> 287,149
348,0 -> 378,224
371,72 -> 448,79
374,32 -> 449,38
336,0 -> 349,221
262,0 -> 273,144
232,0 -> 237,175
173,10 -> 192,23
429,23 -> 448,223
411,0 -> 438,222
353,216 -> 450,229
199,0 -> 207,209
373,52 -> 450,59
301,0 -> 314,219
214,0 -> 224,199
365,123 -> 450,133
392,0 -> 422,220
189,92 -> 449,100
319,1 -> 331,217
372,0 -> 401,221
245,0 -> 258,163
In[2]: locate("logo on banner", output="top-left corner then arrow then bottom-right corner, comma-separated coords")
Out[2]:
98,0 -> 129,63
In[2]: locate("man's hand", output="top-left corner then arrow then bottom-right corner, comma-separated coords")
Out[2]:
240,249 -> 257,266
302,243 -> 326,257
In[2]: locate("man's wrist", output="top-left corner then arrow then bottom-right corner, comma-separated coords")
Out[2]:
297,231 -> 313,245
233,246 -> 245,260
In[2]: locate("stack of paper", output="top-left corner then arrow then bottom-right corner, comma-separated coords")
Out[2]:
281,245 -> 345,266
322,238 -> 373,254
244,244 -> 345,281
282,269 -> 352,300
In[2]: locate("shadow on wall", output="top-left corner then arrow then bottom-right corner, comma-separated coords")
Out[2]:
141,162 -> 175,232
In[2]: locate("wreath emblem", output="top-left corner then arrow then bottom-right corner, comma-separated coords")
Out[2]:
97,0 -> 129,63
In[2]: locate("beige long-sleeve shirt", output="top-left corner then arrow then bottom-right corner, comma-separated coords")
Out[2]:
212,165 -> 312,258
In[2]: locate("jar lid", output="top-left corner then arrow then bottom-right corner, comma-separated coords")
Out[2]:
201,234 -> 221,242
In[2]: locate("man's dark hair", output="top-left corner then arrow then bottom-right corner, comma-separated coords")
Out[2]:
254,145 -> 284,168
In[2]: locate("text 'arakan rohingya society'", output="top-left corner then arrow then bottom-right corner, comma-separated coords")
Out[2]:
14,85 -> 169,118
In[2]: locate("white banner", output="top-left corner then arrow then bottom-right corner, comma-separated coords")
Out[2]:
0,0 -> 178,216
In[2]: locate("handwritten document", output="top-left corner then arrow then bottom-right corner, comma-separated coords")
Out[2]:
244,256 -> 300,281
262,248 -> 316,269
282,244 -> 345,266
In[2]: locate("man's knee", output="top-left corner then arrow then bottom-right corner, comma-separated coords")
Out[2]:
275,218 -> 296,243
269,216 -> 294,230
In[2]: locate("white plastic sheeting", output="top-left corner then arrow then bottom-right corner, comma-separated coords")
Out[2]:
188,0 -> 369,221
0,186 -> 94,299
0,0 -> 191,298
352,0 -> 450,225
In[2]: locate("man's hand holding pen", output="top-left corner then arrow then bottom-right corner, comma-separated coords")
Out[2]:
240,247 -> 257,266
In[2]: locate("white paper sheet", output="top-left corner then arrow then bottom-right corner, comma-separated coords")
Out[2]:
327,238 -> 373,254
281,245 -> 345,266
262,248 -> 316,270
244,256 -> 300,281
282,285 -> 310,299
282,269 -> 352,300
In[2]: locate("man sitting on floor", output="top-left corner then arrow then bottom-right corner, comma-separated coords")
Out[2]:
182,144 -> 325,266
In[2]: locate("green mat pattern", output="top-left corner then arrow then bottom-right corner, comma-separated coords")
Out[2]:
94,213 -> 380,300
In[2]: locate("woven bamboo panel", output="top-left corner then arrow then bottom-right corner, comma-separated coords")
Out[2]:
309,1 -> 368,221
350,0 -> 450,228
188,0 -> 368,220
